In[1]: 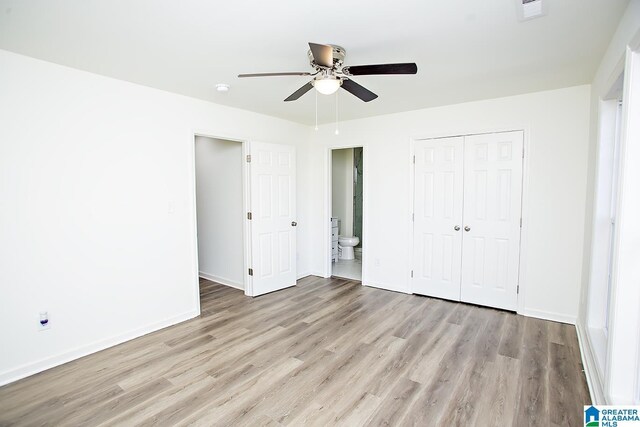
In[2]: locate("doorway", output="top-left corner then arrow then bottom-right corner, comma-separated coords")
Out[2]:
194,136 -> 246,290
192,137 -> 298,298
330,147 -> 363,281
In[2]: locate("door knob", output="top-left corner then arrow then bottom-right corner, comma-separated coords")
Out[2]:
291,221 -> 297,227
464,226 -> 471,232
454,225 -> 460,231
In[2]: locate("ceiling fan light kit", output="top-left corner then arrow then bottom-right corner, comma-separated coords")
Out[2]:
313,76 -> 342,95
238,42 -> 418,102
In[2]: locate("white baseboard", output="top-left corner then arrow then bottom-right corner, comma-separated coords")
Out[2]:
0,309 -> 199,387
576,321 -> 606,404
520,308 -> 576,325
308,270 -> 330,279
363,281 -> 411,295
296,271 -> 311,280
199,272 -> 243,290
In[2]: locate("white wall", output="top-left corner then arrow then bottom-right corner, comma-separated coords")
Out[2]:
195,137 -> 244,289
331,148 -> 354,236
577,0 -> 640,404
0,49 -> 310,385
0,33 -> 618,388
308,85 -> 591,323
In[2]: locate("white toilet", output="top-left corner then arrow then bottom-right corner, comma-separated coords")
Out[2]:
338,236 -> 360,260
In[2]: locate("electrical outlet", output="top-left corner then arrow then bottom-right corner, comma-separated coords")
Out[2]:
374,258 -> 381,267
38,311 -> 50,331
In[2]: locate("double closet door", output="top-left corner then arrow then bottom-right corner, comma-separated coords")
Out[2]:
412,131 -> 524,311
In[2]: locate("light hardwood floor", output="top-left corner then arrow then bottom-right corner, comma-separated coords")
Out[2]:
0,276 -> 590,426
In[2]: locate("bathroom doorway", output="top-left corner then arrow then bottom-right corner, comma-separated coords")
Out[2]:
329,147 -> 364,281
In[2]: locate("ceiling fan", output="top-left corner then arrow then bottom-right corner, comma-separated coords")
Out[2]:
238,42 -> 418,102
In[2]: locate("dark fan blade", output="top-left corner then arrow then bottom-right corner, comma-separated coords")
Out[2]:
341,79 -> 378,102
284,82 -> 314,102
343,63 -> 418,76
238,72 -> 311,78
308,42 -> 334,68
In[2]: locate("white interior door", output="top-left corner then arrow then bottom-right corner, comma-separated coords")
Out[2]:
460,131 -> 523,311
412,137 -> 464,301
248,142 -> 296,296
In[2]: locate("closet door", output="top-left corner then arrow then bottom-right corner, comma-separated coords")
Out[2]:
460,131 -> 523,311
413,137 -> 464,301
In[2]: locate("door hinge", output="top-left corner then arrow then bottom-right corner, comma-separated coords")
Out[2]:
520,218 -> 522,228
522,147 -> 525,159
246,154 -> 252,163
517,284 -> 520,294
413,155 -> 416,164
410,270 -> 414,278
247,212 -> 252,220
248,268 -> 253,276
412,213 -> 415,222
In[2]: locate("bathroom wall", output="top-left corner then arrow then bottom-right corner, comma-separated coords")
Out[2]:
195,136 -> 244,289
331,148 -> 354,236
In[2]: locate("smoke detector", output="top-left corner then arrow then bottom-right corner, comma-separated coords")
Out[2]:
517,0 -> 547,21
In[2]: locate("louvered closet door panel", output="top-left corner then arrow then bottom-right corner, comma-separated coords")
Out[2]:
412,137 -> 464,301
460,131 -> 523,311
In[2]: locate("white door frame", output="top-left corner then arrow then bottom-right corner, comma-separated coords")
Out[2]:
409,126 -> 531,315
583,76 -> 624,393
604,41 -> 640,405
324,144 -> 368,284
189,131 -> 253,308
578,30 -> 640,406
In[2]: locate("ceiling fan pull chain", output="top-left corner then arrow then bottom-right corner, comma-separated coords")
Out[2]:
335,90 -> 339,135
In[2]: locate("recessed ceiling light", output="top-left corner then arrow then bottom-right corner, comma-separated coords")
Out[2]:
216,83 -> 230,92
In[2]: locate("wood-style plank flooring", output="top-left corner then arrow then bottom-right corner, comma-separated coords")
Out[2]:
0,276 -> 590,426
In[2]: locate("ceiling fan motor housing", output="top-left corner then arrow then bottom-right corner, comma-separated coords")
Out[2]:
307,45 -> 346,70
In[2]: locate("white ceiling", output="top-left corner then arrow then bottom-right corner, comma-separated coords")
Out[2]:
0,0 -> 629,125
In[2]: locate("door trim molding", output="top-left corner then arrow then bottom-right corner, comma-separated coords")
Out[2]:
408,126 -> 531,315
